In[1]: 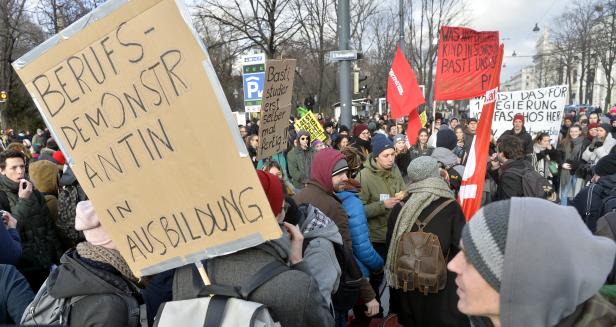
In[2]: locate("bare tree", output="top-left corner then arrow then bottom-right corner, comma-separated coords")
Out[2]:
290,0 -> 336,112
35,0 -> 102,34
193,0 -> 300,58
594,1 -> 616,109
405,0 -> 468,105
363,7 -> 398,99
0,0 -> 46,129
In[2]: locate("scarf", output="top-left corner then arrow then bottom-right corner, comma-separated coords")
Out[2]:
76,242 -> 138,283
385,177 -> 454,289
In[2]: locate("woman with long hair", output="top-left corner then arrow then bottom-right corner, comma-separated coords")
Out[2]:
531,133 -> 561,180
453,126 -> 468,164
262,160 -> 295,196
393,134 -> 411,182
558,125 -> 585,205
333,135 -> 350,151
245,134 -> 259,168
409,128 -> 434,162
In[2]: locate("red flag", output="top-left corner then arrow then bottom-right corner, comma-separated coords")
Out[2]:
434,26 -> 500,101
459,44 -> 504,220
406,109 -> 423,144
387,46 -> 425,119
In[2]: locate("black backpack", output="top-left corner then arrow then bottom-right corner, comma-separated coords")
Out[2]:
298,204 -> 362,312
506,166 -> 555,199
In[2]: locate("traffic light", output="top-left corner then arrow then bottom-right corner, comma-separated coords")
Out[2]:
0,91 -> 7,103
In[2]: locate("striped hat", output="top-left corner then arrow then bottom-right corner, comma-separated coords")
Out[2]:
462,200 -> 510,291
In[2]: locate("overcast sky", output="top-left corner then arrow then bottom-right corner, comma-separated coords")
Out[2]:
467,0 -> 573,81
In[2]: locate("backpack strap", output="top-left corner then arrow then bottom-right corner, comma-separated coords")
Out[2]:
586,183 -> 596,222
201,261 -> 288,327
416,199 -> 455,231
239,261 -> 289,299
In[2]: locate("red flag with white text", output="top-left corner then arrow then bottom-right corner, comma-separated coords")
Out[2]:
459,45 -> 504,220
387,46 -> 425,119
434,26 -> 500,101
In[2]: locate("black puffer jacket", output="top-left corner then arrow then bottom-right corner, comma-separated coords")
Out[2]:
573,174 -> 616,232
0,175 -> 61,273
48,250 -> 141,327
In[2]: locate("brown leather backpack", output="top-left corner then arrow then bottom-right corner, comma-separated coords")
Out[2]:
396,199 -> 453,295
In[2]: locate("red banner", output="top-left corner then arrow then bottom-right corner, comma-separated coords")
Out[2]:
406,109 -> 423,145
459,44 -> 504,220
434,26 -> 500,101
387,46 -> 425,119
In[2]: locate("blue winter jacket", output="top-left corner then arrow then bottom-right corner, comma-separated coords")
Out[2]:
0,264 -> 34,324
0,227 -> 21,265
336,190 -> 384,277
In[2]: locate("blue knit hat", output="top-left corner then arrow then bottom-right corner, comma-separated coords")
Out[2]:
371,134 -> 394,157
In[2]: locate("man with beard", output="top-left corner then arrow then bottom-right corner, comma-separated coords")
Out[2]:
294,148 -> 379,325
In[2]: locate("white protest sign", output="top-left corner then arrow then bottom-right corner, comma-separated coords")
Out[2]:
470,85 -> 568,144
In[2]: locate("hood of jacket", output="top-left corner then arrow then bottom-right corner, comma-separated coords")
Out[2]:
431,147 -> 458,167
498,198 -> 616,327
29,160 -> 59,194
598,174 -> 616,194
311,148 -> 345,193
298,204 -> 343,245
48,250 -> 135,298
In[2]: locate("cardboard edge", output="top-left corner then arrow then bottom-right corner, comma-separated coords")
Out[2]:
139,232 -> 265,276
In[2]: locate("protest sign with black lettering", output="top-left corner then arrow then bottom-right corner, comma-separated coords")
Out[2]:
470,85 -> 568,144
295,111 -> 326,141
12,0 -> 281,277
257,59 -> 296,160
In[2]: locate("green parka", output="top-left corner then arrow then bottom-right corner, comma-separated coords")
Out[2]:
356,157 -> 405,244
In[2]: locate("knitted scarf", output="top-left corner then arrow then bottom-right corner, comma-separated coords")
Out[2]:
385,177 -> 454,289
76,242 -> 138,283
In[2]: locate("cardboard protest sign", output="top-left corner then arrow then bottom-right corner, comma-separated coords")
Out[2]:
257,59 -> 296,160
295,111 -> 326,141
12,0 -> 281,277
434,26 -> 500,101
469,85 -> 568,144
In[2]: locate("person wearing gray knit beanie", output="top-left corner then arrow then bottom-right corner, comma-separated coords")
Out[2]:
448,197 -> 616,327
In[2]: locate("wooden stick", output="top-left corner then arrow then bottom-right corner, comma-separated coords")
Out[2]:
195,261 -> 211,286
432,100 -> 437,123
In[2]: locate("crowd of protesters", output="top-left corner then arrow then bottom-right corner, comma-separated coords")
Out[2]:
1,105 -> 616,326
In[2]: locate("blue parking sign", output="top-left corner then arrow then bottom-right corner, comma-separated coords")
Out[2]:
242,53 -> 266,112
243,73 -> 264,101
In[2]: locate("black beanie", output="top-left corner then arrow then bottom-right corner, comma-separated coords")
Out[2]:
436,129 -> 457,150
595,153 -> 616,177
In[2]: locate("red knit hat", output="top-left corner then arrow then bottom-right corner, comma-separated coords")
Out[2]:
52,150 -> 65,165
513,114 -> 524,123
352,124 -> 369,137
256,171 -> 284,217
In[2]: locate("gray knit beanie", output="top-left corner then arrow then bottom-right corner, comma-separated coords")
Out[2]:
462,200 -> 511,291
407,156 -> 440,183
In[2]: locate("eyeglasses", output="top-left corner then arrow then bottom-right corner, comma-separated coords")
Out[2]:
300,137 -> 308,140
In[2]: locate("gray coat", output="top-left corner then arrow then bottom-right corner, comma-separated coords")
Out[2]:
298,204 -> 343,310
173,232 -> 335,327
